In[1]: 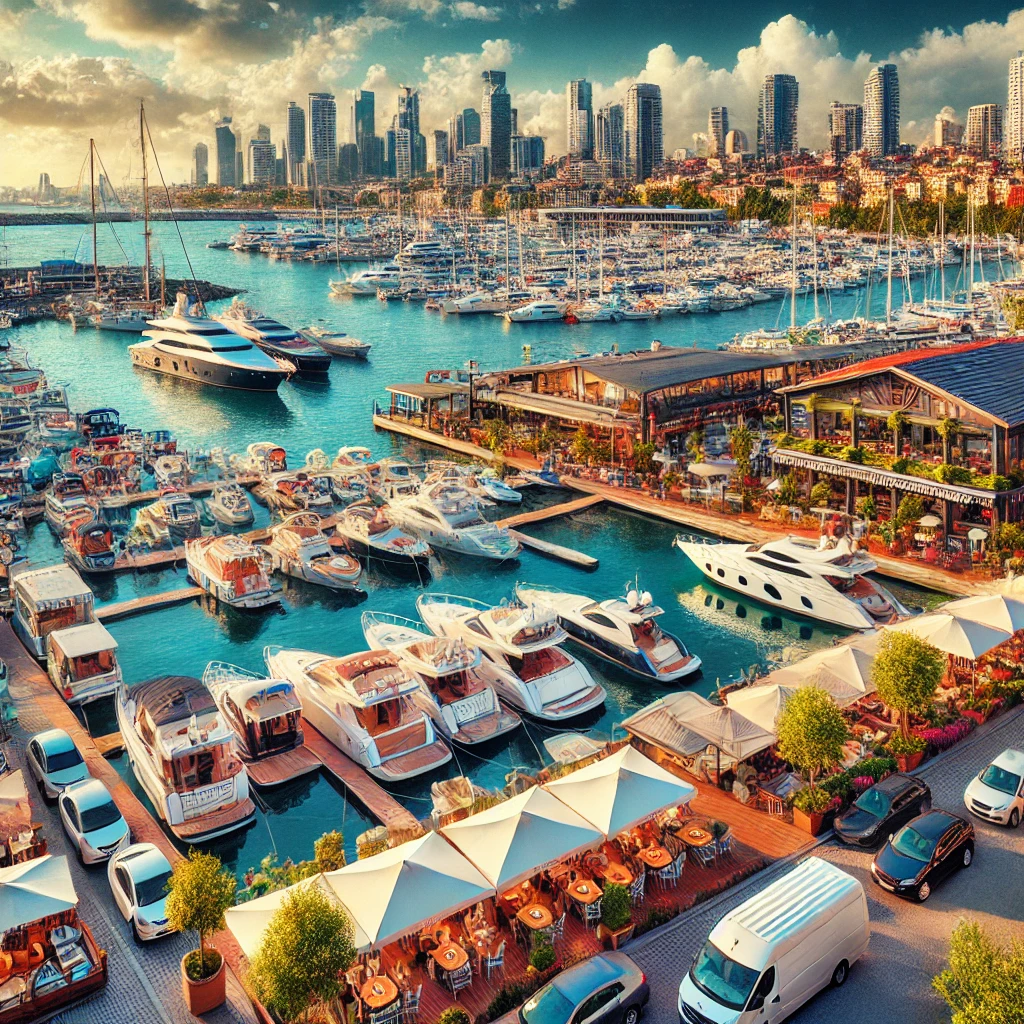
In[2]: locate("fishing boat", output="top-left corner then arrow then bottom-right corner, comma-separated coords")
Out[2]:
264,646 -> 452,781
205,482 -> 254,526
515,581 -> 702,683
215,299 -> 331,376
46,621 -> 121,705
61,509 -> 117,573
299,325 -> 371,359
201,662 -> 320,787
263,513 -> 362,591
134,491 -> 201,544
185,535 -> 281,609
361,612 -> 522,745
115,675 -> 256,842
416,593 -> 607,721
332,500 -> 432,570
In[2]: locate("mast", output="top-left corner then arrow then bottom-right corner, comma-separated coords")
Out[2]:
140,102 -> 151,303
334,204 -> 340,270
89,139 -> 100,297
811,211 -> 819,321
886,186 -> 894,327
663,228 -> 668,300
939,200 -> 945,305
789,187 -> 797,330
598,210 -> 605,298
504,210 -> 510,302
571,211 -> 579,301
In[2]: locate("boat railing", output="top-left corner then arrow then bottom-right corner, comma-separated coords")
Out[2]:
416,592 -> 491,613
203,661 -> 262,688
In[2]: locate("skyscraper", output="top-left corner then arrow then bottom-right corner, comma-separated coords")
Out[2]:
511,134 -> 545,176
214,117 -> 237,186
191,143 -> 208,186
966,103 -> 1003,158
707,107 -> 729,158
307,92 -> 337,186
396,86 -> 426,175
828,102 -> 863,161
462,108 -> 481,146
431,129 -> 448,169
1009,52 -> 1024,163
255,123 -> 271,143
863,64 -> 900,157
248,133 -> 276,185
595,102 -> 624,177
353,90 -> 376,177
566,80 -> 594,159
481,70 -> 512,179
286,101 -> 306,186
756,75 -> 798,163
934,113 -> 964,147
623,83 -> 663,183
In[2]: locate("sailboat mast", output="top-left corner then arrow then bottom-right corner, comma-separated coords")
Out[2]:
89,138 -> 100,296
598,211 -> 604,298
790,187 -> 797,330
504,210 -> 510,302
886,187 -> 894,327
939,201 -> 945,305
140,103 -> 151,303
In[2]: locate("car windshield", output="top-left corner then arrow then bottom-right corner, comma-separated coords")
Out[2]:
46,748 -> 83,772
891,826 -> 934,862
854,787 -> 891,818
689,940 -> 760,1011
79,799 -> 123,833
979,765 -> 1020,796
519,983 -> 576,1024
135,870 -> 172,908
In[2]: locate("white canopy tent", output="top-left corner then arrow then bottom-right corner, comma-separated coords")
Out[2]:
767,634 -> 880,703
686,462 -> 734,480
543,745 -> 696,837
0,855 -> 78,933
942,594 -> 1024,635
441,786 -> 604,889
725,683 -> 801,735
886,613 -> 1011,661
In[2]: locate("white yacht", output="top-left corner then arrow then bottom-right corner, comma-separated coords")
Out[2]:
333,500 -> 432,571
504,300 -> 567,323
388,479 -> 520,561
264,646 -> 452,781
298,325 -> 370,359
360,612 -> 522,745
264,512 -> 363,591
416,594 -> 607,721
185,535 -> 281,610
674,534 -> 911,630
330,265 -> 402,296
515,582 -> 702,683
214,300 -> 331,375
441,292 -> 509,315
205,482 -> 254,526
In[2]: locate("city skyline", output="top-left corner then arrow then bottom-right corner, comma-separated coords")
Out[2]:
4,7 -> 1024,184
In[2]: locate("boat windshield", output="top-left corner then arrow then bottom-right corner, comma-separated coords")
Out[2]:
689,940 -> 760,1010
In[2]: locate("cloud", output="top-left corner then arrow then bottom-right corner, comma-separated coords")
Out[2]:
449,2 -> 501,21
416,37 -> 513,130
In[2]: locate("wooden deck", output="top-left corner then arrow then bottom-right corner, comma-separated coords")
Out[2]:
96,586 -> 204,621
496,494 -> 604,529
245,745 -> 321,788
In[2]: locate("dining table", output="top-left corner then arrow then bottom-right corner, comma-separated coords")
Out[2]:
360,975 -> 399,1011
430,943 -> 469,973
517,903 -> 554,931
637,845 -> 672,869
680,825 -> 715,848
566,879 -> 602,905
602,862 -> 634,885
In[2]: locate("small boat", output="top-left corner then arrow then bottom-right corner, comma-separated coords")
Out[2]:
201,662 -> 320,787
299,325 -> 371,359
0,401 -> 32,442
77,408 -> 124,442
206,482 -> 254,526
256,471 -> 333,513
373,457 -> 420,499
234,441 -> 288,476
333,500 -> 432,570
475,470 -> 522,504
185,535 -> 281,609
46,621 -> 122,705
331,465 -> 373,503
152,453 -> 190,490
264,512 -> 362,591
62,509 -> 117,573
361,612 -> 522,746
332,446 -> 375,469
44,474 -> 90,534
135,491 -> 201,544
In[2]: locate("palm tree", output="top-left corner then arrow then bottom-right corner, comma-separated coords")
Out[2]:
936,417 -> 961,465
803,393 -> 822,442
887,410 -> 909,459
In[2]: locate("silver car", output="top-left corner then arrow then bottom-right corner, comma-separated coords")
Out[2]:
58,778 -> 130,865
25,728 -> 89,800
518,953 -> 650,1024
107,843 -> 175,943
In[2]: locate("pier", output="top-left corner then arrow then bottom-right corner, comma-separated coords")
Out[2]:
98,475 -> 259,510
96,586 -> 204,621
495,493 -> 604,528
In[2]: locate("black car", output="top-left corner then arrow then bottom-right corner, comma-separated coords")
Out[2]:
870,810 -> 975,902
835,774 -> 931,848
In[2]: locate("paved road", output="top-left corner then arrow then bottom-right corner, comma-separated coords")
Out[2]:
630,706 -> 1024,1024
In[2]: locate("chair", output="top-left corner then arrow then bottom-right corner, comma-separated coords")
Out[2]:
715,834 -> 735,859
543,911 -> 566,946
652,851 -> 683,889
629,869 -> 646,904
369,1004 -> 401,1024
482,939 -> 506,979
582,898 -> 602,929
691,843 -> 716,868
401,985 -> 422,1024
449,963 -> 473,999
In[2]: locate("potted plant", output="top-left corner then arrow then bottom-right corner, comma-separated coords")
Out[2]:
528,943 -> 557,974
165,850 -> 237,1015
596,882 -> 633,950
437,1009 -> 472,1024
791,787 -> 837,836
886,732 -> 927,772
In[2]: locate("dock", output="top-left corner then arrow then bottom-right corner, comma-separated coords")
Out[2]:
111,545 -> 188,573
496,493 -> 603,529
92,731 -> 125,756
508,530 -> 598,568
97,586 -> 204,621
98,475 -> 259,510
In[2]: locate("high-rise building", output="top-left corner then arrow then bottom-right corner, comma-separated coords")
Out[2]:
275,145 -> 287,186
707,107 -> 729,158
389,126 -> 413,180
286,102 -> 306,185
191,143 -> 209,186
566,80 -> 594,160
481,70 -> 512,179
595,102 -> 624,177
934,113 -> 964,148
511,134 -> 545,177
623,83 -> 663,183
307,92 -> 337,186
37,173 -> 53,203
1009,52 -> 1024,163
255,123 -> 271,143
828,102 -> 863,161
396,86 -> 426,175
338,143 -> 359,181
352,90 -> 376,177
431,130 -> 449,169
462,108 -> 481,146
965,104 -> 1003,158
215,117 -> 237,186
248,134 -> 276,185
724,129 -> 749,157
863,64 -> 900,157
756,75 -> 798,163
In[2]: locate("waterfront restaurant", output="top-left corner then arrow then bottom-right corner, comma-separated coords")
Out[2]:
774,338 -> 1024,543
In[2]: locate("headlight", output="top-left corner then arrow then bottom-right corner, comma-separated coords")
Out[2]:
899,878 -> 919,886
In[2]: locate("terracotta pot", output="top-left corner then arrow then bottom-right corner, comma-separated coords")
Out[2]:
792,806 -> 827,836
596,922 -> 634,951
894,750 -> 925,773
181,952 -> 225,1015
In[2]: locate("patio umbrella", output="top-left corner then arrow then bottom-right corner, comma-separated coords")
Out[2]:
686,462 -> 733,479
942,594 -> 1024,635
918,514 -> 942,528
441,786 -> 603,889
0,855 -> 78,933
886,613 -> 1011,661
543,745 -> 696,837
768,634 -> 880,702
725,683 -> 801,735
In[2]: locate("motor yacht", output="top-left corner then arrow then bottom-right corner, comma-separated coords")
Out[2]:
504,300 -> 567,323
134,491 -> 201,544
116,675 -> 256,842
233,441 -> 288,477
215,299 -> 331,375
44,474 -> 91,534
263,512 -> 363,591
361,612 -> 522,746
185,535 -> 281,610
333,500 -> 432,570
441,292 -> 509,315
373,457 -> 420,500
205,483 -> 254,526
62,509 -> 117,573
299,325 -> 370,359
388,480 -> 520,561
255,470 -> 334,513
46,621 -> 122,706
515,582 -> 702,683
331,265 -> 402,296
152,453 -> 190,490
416,593 -> 607,721
475,469 -> 522,504
264,646 -> 452,781
674,533 -> 911,630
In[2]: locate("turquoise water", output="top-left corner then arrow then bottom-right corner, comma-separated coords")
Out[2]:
4,220 -> 947,875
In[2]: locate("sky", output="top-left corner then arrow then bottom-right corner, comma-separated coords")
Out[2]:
1,0 -> 1023,187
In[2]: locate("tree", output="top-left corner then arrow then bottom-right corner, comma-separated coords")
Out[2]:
165,851 -> 237,978
729,425 -> 756,484
632,441 -> 656,475
932,920 -> 1024,1024
570,426 -> 594,463
894,493 -> 925,533
887,409 -> 909,458
314,830 -> 346,873
685,427 -> 704,463
871,631 -> 945,739
937,417 -> 962,465
249,885 -> 357,1023
775,686 -> 848,788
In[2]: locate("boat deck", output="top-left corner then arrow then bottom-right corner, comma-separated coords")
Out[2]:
170,797 -> 257,841
378,740 -> 452,780
245,745 -> 321,787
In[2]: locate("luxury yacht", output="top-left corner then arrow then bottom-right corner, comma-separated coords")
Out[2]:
264,646 -> 452,781
674,533 -> 911,630
504,300 -> 567,323
134,491 -> 201,544
441,292 -> 509,314
330,265 -> 402,296
298,325 -> 370,359
264,512 -> 363,591
361,612 -> 522,746
205,482 -> 254,526
215,300 -> 331,375
515,582 -> 702,683
416,594 -> 607,721
333,500 -> 432,570
388,480 -> 520,561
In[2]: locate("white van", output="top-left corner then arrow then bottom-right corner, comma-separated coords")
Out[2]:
677,857 -> 869,1024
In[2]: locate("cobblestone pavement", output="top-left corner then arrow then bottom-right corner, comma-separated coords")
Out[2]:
630,706 -> 1024,1024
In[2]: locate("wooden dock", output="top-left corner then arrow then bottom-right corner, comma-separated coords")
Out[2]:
97,586 -> 204,621
509,529 -> 598,568
98,475 -> 259,510
111,545 -> 188,573
496,493 -> 603,529
92,731 -> 124,756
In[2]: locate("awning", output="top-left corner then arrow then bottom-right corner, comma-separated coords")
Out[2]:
767,634 -> 879,702
686,461 -> 734,479
725,684 -> 800,735
886,613 -> 1011,660
0,855 -> 78,933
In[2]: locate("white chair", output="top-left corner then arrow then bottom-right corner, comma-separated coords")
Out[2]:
582,898 -> 602,929
482,939 -> 506,979
401,985 -> 421,1024
691,843 -> 716,868
629,870 -> 646,904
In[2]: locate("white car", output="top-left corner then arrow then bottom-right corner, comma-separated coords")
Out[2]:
964,748 -> 1024,827
58,778 -> 130,864
107,843 -> 175,943
25,728 -> 90,801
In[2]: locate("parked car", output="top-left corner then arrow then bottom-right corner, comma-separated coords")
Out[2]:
870,810 -> 974,902
518,953 -> 649,1024
107,843 -> 175,942
963,747 -> 1024,827
25,728 -> 89,800
834,773 -> 931,847
58,778 -> 130,865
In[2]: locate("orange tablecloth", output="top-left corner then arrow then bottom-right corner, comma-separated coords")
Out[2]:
603,862 -> 634,885
637,846 -> 672,868
681,826 -> 714,848
361,976 -> 399,1010
431,943 -> 469,973
566,879 -> 602,905
517,904 -> 553,930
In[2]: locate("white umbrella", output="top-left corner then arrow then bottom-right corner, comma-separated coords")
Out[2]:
686,462 -> 733,479
942,594 -> 1024,635
917,514 -> 942,528
886,613 -> 1011,660
725,683 -> 801,735
769,634 -> 880,701
0,855 -> 78,933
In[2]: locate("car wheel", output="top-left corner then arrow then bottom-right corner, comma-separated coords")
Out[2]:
962,846 -> 973,869
917,881 -> 931,902
1010,809 -> 1020,829
622,1007 -> 640,1024
131,919 -> 143,946
831,961 -> 849,987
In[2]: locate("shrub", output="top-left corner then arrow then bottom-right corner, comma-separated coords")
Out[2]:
809,439 -> 829,456
792,787 -> 836,813
851,775 -> 875,795
919,718 -> 973,752
819,770 -> 854,804
314,830 -> 346,872
891,457 -> 910,475
809,480 -> 833,508
894,494 -> 924,530
530,944 -> 556,972
439,1009 -> 473,1024
887,732 -> 927,756
635,906 -> 680,937
857,494 -> 877,521
600,883 -> 632,931
842,445 -> 867,464
932,920 -> 1024,1023
852,756 -> 897,781
776,686 -> 849,787
485,982 -> 528,1020
935,463 -> 973,485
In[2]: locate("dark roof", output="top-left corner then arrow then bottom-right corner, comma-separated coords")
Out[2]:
127,676 -> 214,726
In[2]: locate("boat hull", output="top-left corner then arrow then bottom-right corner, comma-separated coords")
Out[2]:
128,345 -> 286,392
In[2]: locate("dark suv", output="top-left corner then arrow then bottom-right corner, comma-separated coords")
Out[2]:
835,773 -> 931,848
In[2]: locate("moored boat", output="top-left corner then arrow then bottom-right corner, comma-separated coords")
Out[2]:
61,509 -> 117,573
264,512 -> 362,591
185,535 -> 281,609
46,621 -> 121,705
333,500 -> 431,570
205,482 -> 254,526
134,491 -> 201,544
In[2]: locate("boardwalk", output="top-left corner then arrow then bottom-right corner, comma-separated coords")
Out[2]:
496,494 -> 604,529
96,586 -> 204,621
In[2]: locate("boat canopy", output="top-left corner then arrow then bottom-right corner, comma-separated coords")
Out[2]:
48,622 -> 118,659
14,566 -> 93,610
